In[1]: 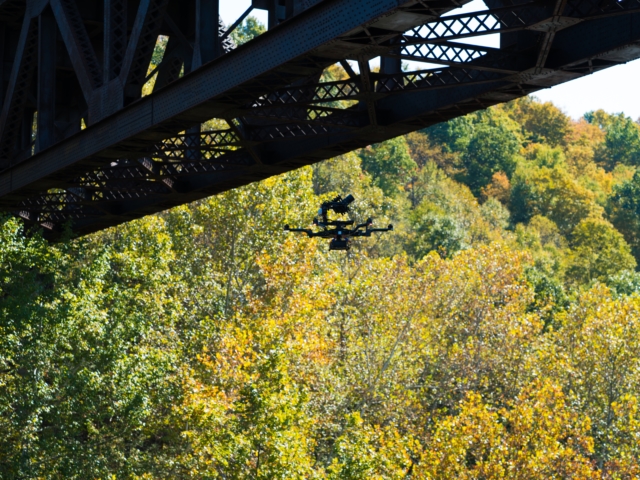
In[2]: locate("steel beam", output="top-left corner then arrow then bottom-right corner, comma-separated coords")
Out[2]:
51,0 -> 103,101
37,10 -> 56,152
0,0 -> 640,237
120,0 -> 169,103
0,14 -> 38,166
195,0 -> 221,66
104,0 -> 128,83
0,0 -> 411,202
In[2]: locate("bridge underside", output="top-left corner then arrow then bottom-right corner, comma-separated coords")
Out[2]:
0,0 -> 639,238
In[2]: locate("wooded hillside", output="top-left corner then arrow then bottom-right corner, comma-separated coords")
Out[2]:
2,94 -> 640,478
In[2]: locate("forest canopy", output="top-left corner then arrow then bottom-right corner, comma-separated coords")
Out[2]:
2,93 -> 640,478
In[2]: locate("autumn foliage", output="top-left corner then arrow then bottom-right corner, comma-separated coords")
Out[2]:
2,93 -> 640,478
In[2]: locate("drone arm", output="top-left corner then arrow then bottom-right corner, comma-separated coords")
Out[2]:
351,218 -> 373,233
284,225 -> 314,237
349,223 -> 369,237
352,218 -> 392,236
352,224 -> 394,237
369,224 -> 394,233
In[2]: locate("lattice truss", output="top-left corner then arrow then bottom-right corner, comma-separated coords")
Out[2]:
2,0 -> 640,236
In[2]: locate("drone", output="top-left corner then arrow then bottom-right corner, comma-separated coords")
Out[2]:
284,194 -> 393,251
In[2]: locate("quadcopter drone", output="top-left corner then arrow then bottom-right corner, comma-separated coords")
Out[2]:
284,194 -> 393,251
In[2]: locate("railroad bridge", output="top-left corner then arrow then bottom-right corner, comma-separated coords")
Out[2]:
0,0 -> 638,238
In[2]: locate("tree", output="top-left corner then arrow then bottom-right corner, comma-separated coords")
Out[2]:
603,114 -> 640,168
566,117 -> 606,148
422,107 -> 522,196
586,111 -> 640,168
480,197 -> 511,231
423,114 -> 474,153
312,152 -> 379,199
480,171 -> 511,204
327,413 -> 416,479
408,202 -> 468,258
0,215 -> 190,477
585,109 -> 615,130
567,217 -> 636,284
608,169 -> 640,262
418,382 -> 597,479
523,143 -> 567,169
507,97 -> 571,147
405,131 -> 461,180
359,136 -> 416,196
417,392 -> 507,479
510,164 -> 602,234
458,119 -> 520,195
407,163 -> 505,258
551,286 -> 640,475
231,16 -> 266,46
606,269 -> 640,297
5,96 -> 640,478
164,167 -> 318,321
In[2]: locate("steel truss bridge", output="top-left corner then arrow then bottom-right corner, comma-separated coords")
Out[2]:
0,0 -> 639,238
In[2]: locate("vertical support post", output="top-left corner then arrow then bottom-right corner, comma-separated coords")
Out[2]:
379,42 -> 401,93
0,16 -> 39,165
201,0 -> 220,64
190,0 -> 221,159
380,57 -> 401,75
194,0 -> 220,68
268,0 -> 278,29
0,25 -> 5,113
358,57 -> 377,126
285,0 -> 294,19
185,124 -> 202,161
37,12 -> 57,152
380,35 -> 401,76
104,0 -> 128,83
19,109 -> 35,154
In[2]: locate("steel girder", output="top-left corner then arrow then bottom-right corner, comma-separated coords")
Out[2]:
0,0 -> 639,238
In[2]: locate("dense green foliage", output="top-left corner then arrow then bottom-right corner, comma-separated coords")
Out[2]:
2,94 -> 640,478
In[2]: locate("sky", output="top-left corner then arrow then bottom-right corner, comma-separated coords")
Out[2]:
219,0 -> 640,121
